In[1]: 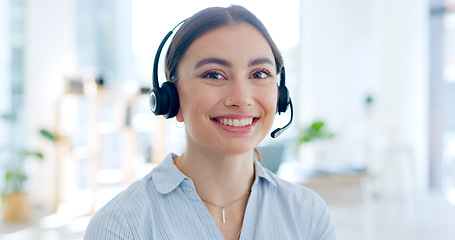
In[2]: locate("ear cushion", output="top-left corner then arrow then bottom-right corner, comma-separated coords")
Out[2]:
149,81 -> 180,119
277,85 -> 290,114
161,81 -> 180,119
150,87 -> 161,115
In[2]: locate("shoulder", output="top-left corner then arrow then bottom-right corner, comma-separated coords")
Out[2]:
84,175 -> 152,239
259,168 -> 338,239
266,169 -> 327,207
256,161 -> 324,205
257,164 -> 330,220
84,154 -> 184,240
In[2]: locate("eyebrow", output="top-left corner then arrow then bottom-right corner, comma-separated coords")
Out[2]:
248,57 -> 275,67
193,57 -> 275,70
194,57 -> 231,70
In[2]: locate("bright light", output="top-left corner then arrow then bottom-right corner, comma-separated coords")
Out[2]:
131,0 -> 155,58
446,189 -> 455,205
132,0 -> 300,58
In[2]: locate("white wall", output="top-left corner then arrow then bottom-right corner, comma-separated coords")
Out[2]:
299,0 -> 429,192
300,0 -> 375,124
25,0 -> 77,212
372,0 -> 429,194
0,0 -> 11,145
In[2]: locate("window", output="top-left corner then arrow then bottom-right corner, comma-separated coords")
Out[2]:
429,0 -> 455,191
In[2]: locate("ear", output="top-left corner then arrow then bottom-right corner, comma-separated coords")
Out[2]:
176,108 -> 184,123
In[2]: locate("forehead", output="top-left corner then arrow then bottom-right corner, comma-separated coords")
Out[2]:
182,23 -> 275,66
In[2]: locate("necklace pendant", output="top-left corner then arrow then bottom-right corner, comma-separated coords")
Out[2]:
222,208 -> 226,223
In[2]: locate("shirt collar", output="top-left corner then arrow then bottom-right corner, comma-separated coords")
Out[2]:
253,157 -> 278,188
150,153 -> 189,194
150,153 -> 278,194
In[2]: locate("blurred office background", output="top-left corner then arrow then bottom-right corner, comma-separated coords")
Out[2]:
1,0 -> 455,239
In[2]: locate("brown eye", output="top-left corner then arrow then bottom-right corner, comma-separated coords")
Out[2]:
202,71 -> 225,80
250,69 -> 271,79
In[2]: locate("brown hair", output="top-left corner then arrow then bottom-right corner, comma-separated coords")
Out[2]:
164,5 -> 283,83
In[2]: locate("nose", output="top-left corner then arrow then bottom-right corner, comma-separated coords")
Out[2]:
224,78 -> 254,109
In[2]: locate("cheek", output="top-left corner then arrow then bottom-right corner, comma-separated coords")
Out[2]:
176,83 -> 192,122
265,86 -> 278,113
177,84 -> 213,120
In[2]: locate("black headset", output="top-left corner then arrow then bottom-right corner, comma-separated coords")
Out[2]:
150,20 -> 293,138
149,21 -> 184,119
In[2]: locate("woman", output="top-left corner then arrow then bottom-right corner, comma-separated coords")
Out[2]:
85,5 -> 337,240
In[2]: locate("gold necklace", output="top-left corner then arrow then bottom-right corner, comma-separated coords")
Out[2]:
236,227 -> 242,239
201,191 -> 250,224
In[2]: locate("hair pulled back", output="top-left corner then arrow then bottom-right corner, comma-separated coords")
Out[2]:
165,5 -> 283,83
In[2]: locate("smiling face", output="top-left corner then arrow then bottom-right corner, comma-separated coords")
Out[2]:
176,23 -> 278,156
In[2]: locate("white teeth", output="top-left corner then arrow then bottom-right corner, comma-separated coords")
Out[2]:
218,118 -> 254,127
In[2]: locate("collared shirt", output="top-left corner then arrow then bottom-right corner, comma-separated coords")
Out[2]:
84,153 -> 337,239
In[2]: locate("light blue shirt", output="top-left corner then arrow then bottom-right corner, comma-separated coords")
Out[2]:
84,153 -> 337,239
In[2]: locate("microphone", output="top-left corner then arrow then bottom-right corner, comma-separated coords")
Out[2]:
271,100 -> 293,138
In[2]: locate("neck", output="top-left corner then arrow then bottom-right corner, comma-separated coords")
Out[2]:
174,147 -> 255,203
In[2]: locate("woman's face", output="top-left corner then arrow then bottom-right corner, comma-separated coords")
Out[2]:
176,23 -> 277,156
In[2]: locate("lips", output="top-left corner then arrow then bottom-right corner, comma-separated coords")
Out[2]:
211,115 -> 259,130
216,118 -> 253,127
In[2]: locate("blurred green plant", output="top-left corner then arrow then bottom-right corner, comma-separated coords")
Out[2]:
1,113 -> 57,198
365,94 -> 374,106
297,121 -> 335,147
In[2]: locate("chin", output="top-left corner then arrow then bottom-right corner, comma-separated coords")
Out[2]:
217,142 -> 258,157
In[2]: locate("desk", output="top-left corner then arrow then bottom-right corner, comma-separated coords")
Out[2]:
300,172 -> 371,205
